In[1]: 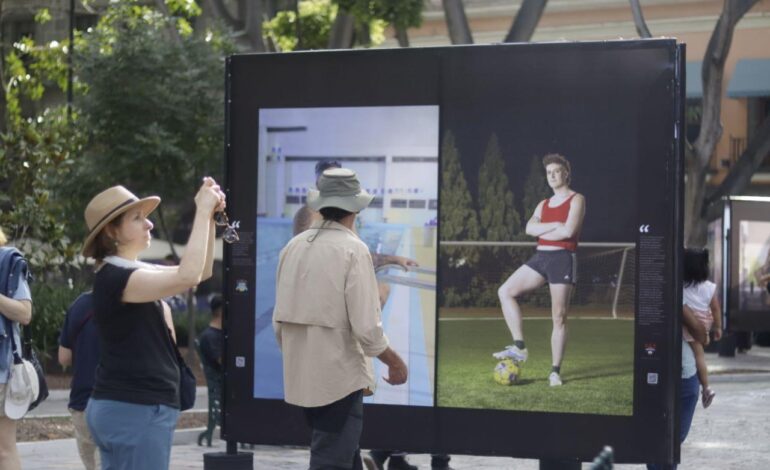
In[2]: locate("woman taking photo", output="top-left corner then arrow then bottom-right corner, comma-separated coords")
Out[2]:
0,227 -> 33,470
83,178 -> 224,469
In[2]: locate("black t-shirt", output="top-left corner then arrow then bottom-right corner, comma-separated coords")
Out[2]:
91,263 -> 180,408
198,326 -> 223,373
58,292 -> 99,411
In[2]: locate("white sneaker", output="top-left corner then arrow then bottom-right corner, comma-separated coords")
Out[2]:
549,372 -> 562,387
492,345 -> 528,362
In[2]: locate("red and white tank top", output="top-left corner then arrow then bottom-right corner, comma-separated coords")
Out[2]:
538,193 -> 579,252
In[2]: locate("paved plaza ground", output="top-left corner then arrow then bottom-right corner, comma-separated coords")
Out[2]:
19,348 -> 770,469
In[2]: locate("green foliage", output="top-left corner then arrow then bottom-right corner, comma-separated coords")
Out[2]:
439,132 -> 482,307
440,132 -> 479,243
172,312 -> 212,347
70,0 -> 228,242
336,0 -> 423,31
522,155 -> 550,221
477,134 -> 521,241
264,0 -> 338,51
0,24 -> 84,272
28,282 -> 87,361
264,0 -> 423,51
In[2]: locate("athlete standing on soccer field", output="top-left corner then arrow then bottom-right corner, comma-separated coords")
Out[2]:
494,154 -> 586,387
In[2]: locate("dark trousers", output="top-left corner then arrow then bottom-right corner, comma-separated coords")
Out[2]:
305,391 -> 364,470
646,374 -> 699,470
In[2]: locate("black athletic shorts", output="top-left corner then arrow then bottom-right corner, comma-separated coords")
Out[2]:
525,250 -> 577,285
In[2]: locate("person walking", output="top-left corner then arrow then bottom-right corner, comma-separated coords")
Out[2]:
58,291 -> 100,470
0,227 -> 33,470
274,168 -> 408,470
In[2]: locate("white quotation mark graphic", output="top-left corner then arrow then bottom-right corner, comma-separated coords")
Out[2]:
639,224 -> 651,233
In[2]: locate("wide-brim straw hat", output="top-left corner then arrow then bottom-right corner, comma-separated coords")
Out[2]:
307,168 -> 373,213
82,186 -> 160,258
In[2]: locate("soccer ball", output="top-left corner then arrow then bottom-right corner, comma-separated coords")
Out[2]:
493,358 -> 521,385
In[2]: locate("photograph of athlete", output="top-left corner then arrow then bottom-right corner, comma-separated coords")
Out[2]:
493,153 -> 586,387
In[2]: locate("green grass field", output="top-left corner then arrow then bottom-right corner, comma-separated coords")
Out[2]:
437,317 -> 634,415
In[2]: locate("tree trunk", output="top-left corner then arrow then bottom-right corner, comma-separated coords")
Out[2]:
328,12 -> 355,49
244,0 -> 266,52
629,0 -> 652,38
442,0 -> 473,44
395,26 -> 410,47
209,0 -> 245,30
504,0 -> 547,43
683,0 -> 759,246
705,116 -> 770,206
155,205 -> 180,260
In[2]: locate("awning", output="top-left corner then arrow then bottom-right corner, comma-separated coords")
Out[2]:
727,58 -> 770,98
686,61 -> 702,99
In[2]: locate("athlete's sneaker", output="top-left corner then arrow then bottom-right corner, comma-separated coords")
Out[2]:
702,387 -> 716,408
549,372 -> 563,387
492,345 -> 528,362
363,453 -> 383,470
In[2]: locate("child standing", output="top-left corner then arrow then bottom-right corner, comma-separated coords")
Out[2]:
683,248 -> 722,408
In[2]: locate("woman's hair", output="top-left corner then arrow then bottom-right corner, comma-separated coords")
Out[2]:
542,153 -> 571,184
684,248 -> 710,287
319,207 -> 353,222
0,227 -> 6,246
91,214 -> 126,261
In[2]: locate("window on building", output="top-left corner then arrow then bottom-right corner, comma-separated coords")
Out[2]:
1,15 -> 36,48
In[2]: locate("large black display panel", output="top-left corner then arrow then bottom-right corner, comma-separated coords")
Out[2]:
222,40 -> 684,465
716,196 -> 770,331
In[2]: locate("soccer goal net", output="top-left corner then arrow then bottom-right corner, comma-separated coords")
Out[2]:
439,241 -> 636,319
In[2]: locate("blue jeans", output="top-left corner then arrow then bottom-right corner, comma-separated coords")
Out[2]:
647,374 -> 699,470
86,398 -> 179,470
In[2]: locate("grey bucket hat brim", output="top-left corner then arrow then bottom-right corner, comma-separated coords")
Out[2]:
306,189 -> 374,213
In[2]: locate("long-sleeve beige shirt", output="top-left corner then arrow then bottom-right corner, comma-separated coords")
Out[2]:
273,220 -> 389,407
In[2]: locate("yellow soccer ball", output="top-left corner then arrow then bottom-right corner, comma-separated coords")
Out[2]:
493,358 -> 521,385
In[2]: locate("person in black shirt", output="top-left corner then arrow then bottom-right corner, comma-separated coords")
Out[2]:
198,294 -> 223,373
58,292 -> 99,470
81,180 -> 224,470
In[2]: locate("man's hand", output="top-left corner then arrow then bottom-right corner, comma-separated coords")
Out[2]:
384,361 -> 408,386
377,347 -> 408,386
386,255 -> 418,270
713,328 -> 723,341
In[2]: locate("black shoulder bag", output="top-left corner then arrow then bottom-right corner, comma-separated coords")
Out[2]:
165,326 -> 196,411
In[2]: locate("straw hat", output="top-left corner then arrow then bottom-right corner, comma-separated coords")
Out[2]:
82,186 -> 160,258
307,168 -> 373,213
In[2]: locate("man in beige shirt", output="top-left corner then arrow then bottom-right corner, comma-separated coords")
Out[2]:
274,168 -> 408,470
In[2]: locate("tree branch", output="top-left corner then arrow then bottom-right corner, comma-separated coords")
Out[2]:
629,0 -> 652,38
693,1 -> 758,167
504,0 -> 547,43
395,25 -> 410,47
442,0 -> 473,44
705,116 -> 770,208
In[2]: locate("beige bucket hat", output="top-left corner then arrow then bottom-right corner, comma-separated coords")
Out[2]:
307,168 -> 373,213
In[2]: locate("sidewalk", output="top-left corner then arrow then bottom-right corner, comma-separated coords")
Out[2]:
19,347 -> 770,469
